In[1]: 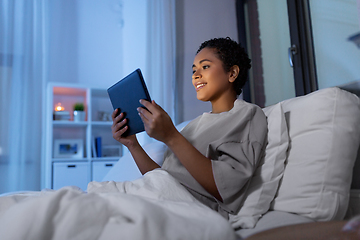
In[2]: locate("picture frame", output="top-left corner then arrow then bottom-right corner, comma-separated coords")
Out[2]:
53,139 -> 84,159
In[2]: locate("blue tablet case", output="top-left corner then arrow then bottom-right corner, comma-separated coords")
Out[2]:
107,69 -> 151,136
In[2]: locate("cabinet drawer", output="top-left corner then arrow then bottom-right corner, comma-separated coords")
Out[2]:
92,161 -> 116,182
53,162 -> 89,191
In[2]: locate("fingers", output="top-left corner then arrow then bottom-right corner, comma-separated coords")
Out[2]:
111,110 -> 128,140
111,108 -> 120,120
112,123 -> 128,140
139,99 -> 161,113
138,99 -> 165,119
137,106 -> 151,124
139,99 -> 152,110
137,110 -> 149,128
111,115 -> 127,132
137,100 -> 153,123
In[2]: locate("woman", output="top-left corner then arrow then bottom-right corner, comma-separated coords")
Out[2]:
111,37 -> 267,219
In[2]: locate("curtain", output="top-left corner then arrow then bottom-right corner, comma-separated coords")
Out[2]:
358,0 -> 360,27
136,0 -> 176,146
0,0 -> 47,193
145,0 -> 176,120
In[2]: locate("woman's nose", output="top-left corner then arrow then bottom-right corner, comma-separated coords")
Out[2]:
192,70 -> 201,79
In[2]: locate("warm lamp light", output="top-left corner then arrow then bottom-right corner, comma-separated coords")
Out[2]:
55,103 -> 65,111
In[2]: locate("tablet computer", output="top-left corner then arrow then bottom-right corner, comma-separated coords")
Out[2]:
107,68 -> 151,136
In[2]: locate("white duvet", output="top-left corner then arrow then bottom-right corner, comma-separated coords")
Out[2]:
0,169 -> 236,240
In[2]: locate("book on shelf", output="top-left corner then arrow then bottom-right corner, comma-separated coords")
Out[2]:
95,137 -> 102,158
91,136 -> 97,157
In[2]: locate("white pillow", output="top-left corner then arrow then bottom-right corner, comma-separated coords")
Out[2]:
229,102 -> 289,229
270,87 -> 360,221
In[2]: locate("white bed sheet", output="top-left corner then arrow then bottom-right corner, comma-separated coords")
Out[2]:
0,169 -> 236,240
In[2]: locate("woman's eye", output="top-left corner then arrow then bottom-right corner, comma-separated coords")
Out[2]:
203,65 -> 209,70
192,69 -> 196,74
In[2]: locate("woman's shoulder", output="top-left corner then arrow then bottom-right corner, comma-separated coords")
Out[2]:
230,100 -> 267,134
231,99 -> 265,118
233,99 -> 262,110
182,100 -> 266,132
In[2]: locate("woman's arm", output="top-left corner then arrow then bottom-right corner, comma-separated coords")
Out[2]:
126,141 -> 161,175
137,100 -> 222,201
165,132 -> 222,201
111,109 -> 160,174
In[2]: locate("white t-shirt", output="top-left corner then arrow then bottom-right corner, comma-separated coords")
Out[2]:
162,99 -> 267,218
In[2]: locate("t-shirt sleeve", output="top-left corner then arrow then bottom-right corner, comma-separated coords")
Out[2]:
209,107 -> 267,214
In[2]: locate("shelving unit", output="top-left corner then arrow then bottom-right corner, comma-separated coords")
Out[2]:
43,83 -> 122,191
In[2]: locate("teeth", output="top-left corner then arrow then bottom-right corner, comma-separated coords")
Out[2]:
196,83 -> 206,89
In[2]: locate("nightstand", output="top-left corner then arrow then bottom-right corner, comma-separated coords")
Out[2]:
345,189 -> 360,219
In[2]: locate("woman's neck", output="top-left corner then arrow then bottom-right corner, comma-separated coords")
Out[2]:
211,96 -> 237,113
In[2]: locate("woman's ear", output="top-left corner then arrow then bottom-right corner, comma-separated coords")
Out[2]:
229,65 -> 240,83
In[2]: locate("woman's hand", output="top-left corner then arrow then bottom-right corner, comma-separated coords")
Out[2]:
137,100 -> 178,144
111,108 -> 161,174
111,109 -> 138,148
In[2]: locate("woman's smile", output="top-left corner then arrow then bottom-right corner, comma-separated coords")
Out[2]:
195,82 -> 207,91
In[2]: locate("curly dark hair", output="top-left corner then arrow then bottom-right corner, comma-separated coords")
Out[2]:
196,37 -> 251,95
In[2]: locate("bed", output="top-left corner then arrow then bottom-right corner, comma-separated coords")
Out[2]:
0,87 -> 359,240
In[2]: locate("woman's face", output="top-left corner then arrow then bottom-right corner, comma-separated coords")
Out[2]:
192,47 -> 233,103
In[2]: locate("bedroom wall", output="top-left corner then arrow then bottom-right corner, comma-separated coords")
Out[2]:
47,0 -> 79,84
47,0 -> 146,88
76,0 -> 124,87
47,0 -> 238,122
175,0 -> 239,123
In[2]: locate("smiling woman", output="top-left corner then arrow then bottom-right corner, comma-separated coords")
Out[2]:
111,37 -> 267,219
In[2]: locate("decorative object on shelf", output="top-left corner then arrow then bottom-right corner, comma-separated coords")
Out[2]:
102,145 -> 122,157
55,102 -> 64,111
73,102 -> 85,122
53,103 -> 70,121
98,111 -> 112,121
53,139 -> 84,159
